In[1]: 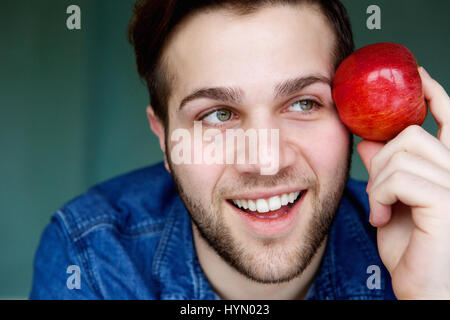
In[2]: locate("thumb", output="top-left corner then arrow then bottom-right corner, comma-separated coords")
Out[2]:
356,139 -> 385,189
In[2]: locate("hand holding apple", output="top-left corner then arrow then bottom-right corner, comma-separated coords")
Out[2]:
357,67 -> 450,299
332,43 -> 428,141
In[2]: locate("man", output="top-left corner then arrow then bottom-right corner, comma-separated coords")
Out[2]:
30,0 -> 450,299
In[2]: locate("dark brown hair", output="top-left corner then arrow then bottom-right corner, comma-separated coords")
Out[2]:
128,0 -> 354,125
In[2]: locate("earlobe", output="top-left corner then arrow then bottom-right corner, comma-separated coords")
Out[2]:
146,106 -> 170,173
163,158 -> 170,173
146,105 -> 165,151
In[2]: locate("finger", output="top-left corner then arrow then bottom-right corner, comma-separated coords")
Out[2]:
357,140 -> 385,171
357,140 -> 385,190
369,150 -> 450,193
369,125 -> 450,182
419,67 -> 450,149
369,170 -> 449,227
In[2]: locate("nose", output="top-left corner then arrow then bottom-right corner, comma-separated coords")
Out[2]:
231,113 -> 297,176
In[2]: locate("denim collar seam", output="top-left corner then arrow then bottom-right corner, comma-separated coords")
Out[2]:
326,222 -> 339,299
56,210 -> 104,298
151,198 -> 199,299
338,196 -> 385,299
58,209 -> 166,241
183,211 -> 200,299
151,202 -> 177,282
189,242 -> 201,299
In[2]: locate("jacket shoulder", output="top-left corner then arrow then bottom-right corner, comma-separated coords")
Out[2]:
57,162 -> 177,241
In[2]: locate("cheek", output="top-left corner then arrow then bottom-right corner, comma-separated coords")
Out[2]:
166,120 -> 227,204
299,118 -> 350,181
168,139 -> 225,203
183,164 -> 224,196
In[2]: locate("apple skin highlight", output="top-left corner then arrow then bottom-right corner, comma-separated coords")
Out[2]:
332,42 -> 427,142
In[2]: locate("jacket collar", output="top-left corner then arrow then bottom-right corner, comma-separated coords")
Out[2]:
151,196 -> 217,299
309,185 -> 395,300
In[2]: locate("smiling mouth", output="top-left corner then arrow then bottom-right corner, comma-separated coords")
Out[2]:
227,190 -> 305,219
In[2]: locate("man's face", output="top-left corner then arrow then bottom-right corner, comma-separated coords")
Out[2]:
160,4 -> 351,283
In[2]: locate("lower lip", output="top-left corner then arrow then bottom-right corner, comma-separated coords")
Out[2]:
229,191 -> 306,238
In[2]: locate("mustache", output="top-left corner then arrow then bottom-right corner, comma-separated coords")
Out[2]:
216,166 -> 314,196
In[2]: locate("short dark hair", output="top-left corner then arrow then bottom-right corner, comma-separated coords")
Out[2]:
128,0 -> 354,125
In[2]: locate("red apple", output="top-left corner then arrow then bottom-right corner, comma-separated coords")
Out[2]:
332,42 -> 427,141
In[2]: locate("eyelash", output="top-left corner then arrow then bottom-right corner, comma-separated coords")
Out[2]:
198,98 -> 323,125
197,108 -> 239,127
284,98 -> 323,114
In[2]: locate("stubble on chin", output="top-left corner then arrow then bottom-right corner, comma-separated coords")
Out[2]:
168,156 -> 351,284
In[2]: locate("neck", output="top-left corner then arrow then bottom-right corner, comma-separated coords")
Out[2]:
192,223 -> 327,300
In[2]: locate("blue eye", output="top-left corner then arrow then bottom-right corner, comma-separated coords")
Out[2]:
287,99 -> 319,112
202,108 -> 233,123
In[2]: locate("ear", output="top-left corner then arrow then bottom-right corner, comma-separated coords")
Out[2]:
146,106 -> 171,173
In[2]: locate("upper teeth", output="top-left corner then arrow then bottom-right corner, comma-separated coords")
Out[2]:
232,191 -> 301,213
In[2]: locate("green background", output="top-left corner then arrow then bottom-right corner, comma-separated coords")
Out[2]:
0,0 -> 448,298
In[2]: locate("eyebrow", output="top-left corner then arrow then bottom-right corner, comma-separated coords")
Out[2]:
178,74 -> 331,111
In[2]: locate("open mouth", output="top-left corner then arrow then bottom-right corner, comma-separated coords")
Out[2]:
227,190 -> 305,220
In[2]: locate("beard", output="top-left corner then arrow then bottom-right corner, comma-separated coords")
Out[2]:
166,136 -> 353,284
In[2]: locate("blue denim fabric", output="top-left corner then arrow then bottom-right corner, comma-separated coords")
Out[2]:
29,162 -> 396,300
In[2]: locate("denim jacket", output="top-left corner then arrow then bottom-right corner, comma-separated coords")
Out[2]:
30,162 -> 396,300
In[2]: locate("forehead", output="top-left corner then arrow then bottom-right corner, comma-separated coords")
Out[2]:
164,4 -> 335,106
